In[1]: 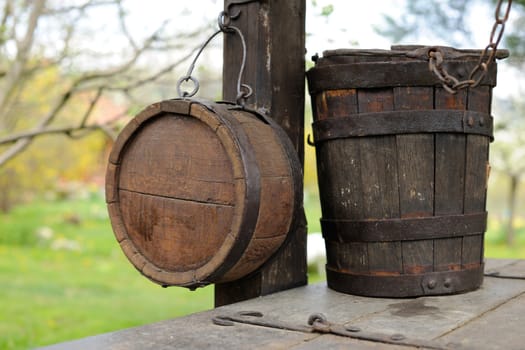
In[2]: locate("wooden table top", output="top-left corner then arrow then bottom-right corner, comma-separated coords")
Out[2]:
41,259 -> 525,349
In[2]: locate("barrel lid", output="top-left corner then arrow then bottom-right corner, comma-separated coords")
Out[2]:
319,45 -> 509,61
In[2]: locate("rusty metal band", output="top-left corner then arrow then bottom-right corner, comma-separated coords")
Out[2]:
326,264 -> 484,297
312,110 -> 493,144
216,102 -> 305,280
306,61 -> 498,94
194,100 -> 261,284
251,111 -> 305,275
321,212 -> 487,243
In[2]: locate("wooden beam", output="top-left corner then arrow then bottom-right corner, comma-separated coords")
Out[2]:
215,0 -> 307,306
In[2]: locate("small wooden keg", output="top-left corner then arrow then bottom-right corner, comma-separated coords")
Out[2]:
307,46 -> 507,297
105,99 -> 302,289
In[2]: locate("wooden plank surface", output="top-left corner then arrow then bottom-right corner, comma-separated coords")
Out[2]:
41,259 -> 525,350
39,310 -> 319,350
438,292 -> 525,349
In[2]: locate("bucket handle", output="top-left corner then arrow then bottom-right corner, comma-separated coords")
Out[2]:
426,0 -> 512,93
177,7 -> 254,107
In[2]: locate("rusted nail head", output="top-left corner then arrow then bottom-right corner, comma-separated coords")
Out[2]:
391,334 -> 406,341
344,325 -> 361,332
212,317 -> 235,327
237,311 -> 263,317
427,279 -> 437,289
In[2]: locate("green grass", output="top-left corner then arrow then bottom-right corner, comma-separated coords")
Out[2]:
0,193 -> 213,350
1,189 -> 524,349
484,217 -> 525,258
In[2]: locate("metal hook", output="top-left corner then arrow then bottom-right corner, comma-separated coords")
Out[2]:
307,134 -> 316,146
218,11 -> 232,32
226,0 -> 261,20
236,83 -> 253,106
176,29 -> 222,98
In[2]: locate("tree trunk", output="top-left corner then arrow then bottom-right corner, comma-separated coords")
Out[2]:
506,174 -> 519,246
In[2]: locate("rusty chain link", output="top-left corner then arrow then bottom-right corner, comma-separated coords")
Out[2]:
428,0 -> 512,93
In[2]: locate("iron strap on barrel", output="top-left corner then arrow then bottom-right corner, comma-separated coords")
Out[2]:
306,59 -> 500,94
321,212 -> 487,243
326,264 -> 484,297
310,110 -> 493,145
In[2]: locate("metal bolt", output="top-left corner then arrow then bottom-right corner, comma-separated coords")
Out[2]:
391,334 -> 406,341
444,278 -> 452,288
479,117 -> 485,126
427,279 -> 437,289
467,116 -> 475,127
344,325 -> 361,332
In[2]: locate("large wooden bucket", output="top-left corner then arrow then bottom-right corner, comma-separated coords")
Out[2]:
307,46 -> 505,297
106,99 -> 302,289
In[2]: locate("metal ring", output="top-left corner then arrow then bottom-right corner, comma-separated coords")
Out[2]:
218,11 -> 231,32
177,75 -> 199,98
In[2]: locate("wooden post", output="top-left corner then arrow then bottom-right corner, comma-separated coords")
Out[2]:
215,0 -> 307,306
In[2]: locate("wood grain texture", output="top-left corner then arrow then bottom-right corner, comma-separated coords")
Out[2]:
433,88 -> 467,272
357,89 -> 401,275
308,48 -> 496,296
215,0 -> 306,306
463,86 -> 491,267
41,262 -> 525,350
394,87 -> 434,274
106,100 -> 301,288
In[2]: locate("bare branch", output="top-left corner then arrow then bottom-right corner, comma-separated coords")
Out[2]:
0,1 -> 219,168
0,88 -> 73,167
105,46 -> 199,92
0,0 -> 45,119
0,1 -> 12,46
80,88 -> 104,127
0,121 -> 115,145
42,0 -> 118,15
116,0 -> 138,51
70,19 -> 170,90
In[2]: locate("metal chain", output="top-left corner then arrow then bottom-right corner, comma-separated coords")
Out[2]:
177,6 -> 254,106
428,0 -> 512,94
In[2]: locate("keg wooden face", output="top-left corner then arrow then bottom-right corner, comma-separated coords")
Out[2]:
106,100 -> 301,288
117,114 -> 235,271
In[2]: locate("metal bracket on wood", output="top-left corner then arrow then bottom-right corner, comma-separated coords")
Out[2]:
212,311 -> 452,349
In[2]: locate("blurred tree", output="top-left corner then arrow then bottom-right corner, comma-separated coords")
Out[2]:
375,0 -> 525,64
376,0 -> 525,245
491,98 -> 525,245
0,0 -> 215,211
